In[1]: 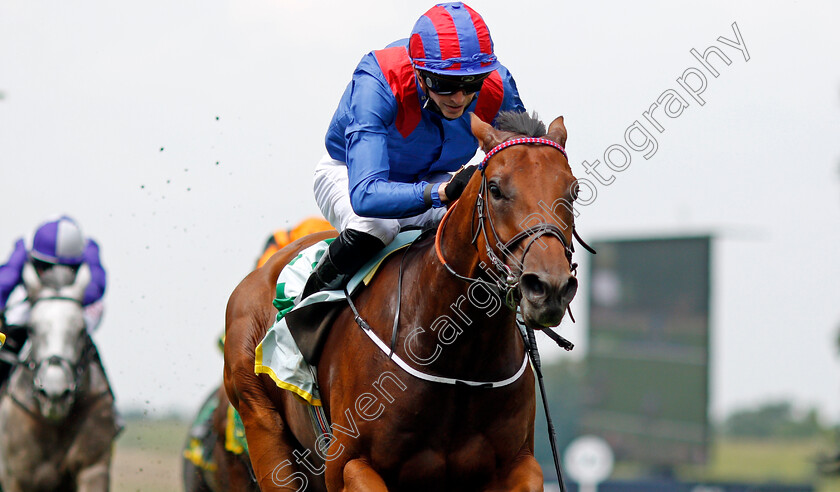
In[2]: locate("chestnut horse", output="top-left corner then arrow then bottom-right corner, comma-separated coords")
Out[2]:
224,111 -> 582,491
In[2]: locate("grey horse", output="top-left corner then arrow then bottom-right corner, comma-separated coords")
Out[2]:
0,263 -> 119,491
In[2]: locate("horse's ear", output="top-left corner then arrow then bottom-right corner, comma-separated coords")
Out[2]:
22,262 -> 42,296
547,116 -> 567,148
470,113 -> 504,152
62,264 -> 91,302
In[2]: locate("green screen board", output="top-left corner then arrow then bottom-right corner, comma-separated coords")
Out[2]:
582,236 -> 711,465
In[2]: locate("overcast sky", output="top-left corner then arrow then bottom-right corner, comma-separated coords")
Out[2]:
1,0 -> 838,423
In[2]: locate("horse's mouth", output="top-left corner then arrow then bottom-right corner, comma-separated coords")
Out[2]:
35,393 -> 75,421
520,298 -> 568,329
38,402 -> 73,421
517,270 -> 577,329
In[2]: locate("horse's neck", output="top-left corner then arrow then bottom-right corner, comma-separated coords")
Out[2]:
6,366 -> 44,415
398,218 -> 524,380
84,354 -> 111,396
7,366 -> 34,403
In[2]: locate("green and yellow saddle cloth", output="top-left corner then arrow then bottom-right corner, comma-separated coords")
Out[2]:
185,232 -> 422,465
254,231 -> 422,405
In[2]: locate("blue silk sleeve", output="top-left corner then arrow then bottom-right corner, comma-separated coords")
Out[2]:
344,70 -> 432,218
0,239 -> 27,310
81,239 -> 107,306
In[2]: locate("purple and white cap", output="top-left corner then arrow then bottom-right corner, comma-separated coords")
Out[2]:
29,216 -> 86,265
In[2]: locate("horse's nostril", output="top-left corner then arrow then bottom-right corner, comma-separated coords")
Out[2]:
520,274 -> 547,299
521,273 -> 578,303
563,276 -> 579,299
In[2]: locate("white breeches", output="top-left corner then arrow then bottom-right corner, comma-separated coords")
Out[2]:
313,155 -> 448,244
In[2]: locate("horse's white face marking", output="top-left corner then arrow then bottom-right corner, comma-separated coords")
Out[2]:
0,262 -> 117,490
28,301 -> 86,365
22,262 -> 91,420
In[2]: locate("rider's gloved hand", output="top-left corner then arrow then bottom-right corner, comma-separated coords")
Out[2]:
442,165 -> 479,203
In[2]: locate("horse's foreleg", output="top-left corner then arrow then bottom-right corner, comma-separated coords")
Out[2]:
495,452 -> 543,492
237,400 -> 311,491
226,353 -> 309,492
225,455 -> 259,492
75,459 -> 110,492
337,458 -> 388,492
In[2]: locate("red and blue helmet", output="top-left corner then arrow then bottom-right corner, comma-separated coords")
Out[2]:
30,216 -> 86,266
409,2 -> 501,77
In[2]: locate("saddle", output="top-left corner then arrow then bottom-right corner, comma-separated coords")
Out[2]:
284,230 -> 423,365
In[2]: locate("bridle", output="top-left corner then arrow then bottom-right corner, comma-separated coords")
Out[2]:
433,136 -> 596,492
435,137 -> 595,309
344,138 -> 586,388
341,136 -> 591,491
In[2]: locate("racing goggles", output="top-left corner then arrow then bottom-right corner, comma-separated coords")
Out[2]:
420,71 -> 490,95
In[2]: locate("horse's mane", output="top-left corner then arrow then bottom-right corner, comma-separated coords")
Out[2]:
494,111 -> 546,137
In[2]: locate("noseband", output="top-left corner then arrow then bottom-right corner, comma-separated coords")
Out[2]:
31,355 -> 84,394
436,137 -> 595,308
434,137 -> 595,491
8,296 -> 96,422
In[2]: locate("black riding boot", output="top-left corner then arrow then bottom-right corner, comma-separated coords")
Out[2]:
0,325 -> 29,388
300,229 -> 385,300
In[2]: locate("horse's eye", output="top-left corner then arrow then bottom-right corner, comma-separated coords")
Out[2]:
570,180 -> 580,201
488,182 -> 503,200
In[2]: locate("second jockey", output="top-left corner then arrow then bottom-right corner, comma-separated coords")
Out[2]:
0,215 -> 107,384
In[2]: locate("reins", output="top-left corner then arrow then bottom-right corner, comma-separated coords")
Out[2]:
344,135 -> 596,491
434,136 -> 598,492
345,286 -> 531,387
345,228 -> 531,388
1,296 -> 104,423
7,333 -> 100,425
437,137 -> 594,305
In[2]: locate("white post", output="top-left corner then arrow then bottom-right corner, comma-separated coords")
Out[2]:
564,435 -> 614,492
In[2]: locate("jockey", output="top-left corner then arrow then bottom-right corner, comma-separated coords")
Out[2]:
303,1 -> 525,298
0,216 -> 107,372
